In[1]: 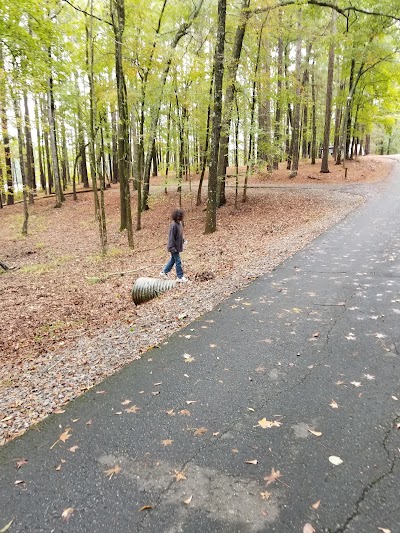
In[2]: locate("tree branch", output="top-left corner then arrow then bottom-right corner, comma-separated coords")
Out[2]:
61,0 -> 113,26
253,0 -> 400,23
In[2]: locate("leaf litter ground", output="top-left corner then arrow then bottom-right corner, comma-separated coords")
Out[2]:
0,156 -> 393,444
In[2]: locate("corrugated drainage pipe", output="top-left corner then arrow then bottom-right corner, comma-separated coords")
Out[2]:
131,277 -> 177,305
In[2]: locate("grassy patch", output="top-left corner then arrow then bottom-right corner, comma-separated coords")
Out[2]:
20,255 -> 72,274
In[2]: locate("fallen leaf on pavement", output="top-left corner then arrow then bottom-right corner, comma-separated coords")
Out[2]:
166,409 -> 175,416
183,495 -> 193,505
69,446 -> 79,453
179,409 -> 191,416
86,420 -> 92,425
152,391 -> 160,396
125,405 -> 140,414
313,332 -> 320,337
329,456 -> 343,465
311,500 -> 321,509
15,459 -> 28,469
391,396 -> 398,401
14,480 -> 25,485
193,427 -> 208,436
303,524 -> 315,533
264,467 -> 282,486
330,400 -> 339,409
308,429 -> 322,437
96,390 -> 106,394
186,400 -> 197,405
61,508 -> 74,522
231,448 -> 239,454
161,439 -> 173,446
121,400 -> 131,405
378,528 -> 391,533
363,374 -> 375,380
50,428 -> 72,449
139,505 -> 153,511
260,491 -> 271,500
350,381 -> 362,387
104,465 -> 121,479
245,459 -> 258,465
173,470 -> 187,482
258,418 -> 282,429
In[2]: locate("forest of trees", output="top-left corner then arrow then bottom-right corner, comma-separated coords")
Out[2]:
1,0 -> 399,249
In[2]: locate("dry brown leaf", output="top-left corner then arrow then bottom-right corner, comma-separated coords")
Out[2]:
391,396 -> 398,401
125,405 -> 140,414
231,448 -> 239,454
313,332 -> 320,337
378,528 -> 391,533
61,508 -> 74,522
86,419 -> 92,425
330,400 -> 339,409
96,390 -> 106,394
139,505 -> 153,512
264,467 -> 282,486
258,418 -> 282,429
308,429 -> 323,437
212,432 -> 220,436
15,459 -> 28,469
350,381 -> 362,387
303,524 -> 315,533
260,491 -> 271,500
179,409 -> 191,416
173,470 -> 187,482
14,480 -> 25,485
186,400 -> 197,405
161,439 -> 173,446
166,409 -> 175,416
245,459 -> 258,465
71,418 -> 79,423
69,445 -> 79,453
184,357 -> 195,363
311,500 -> 321,509
183,495 -> 193,505
121,400 -> 131,405
104,465 -> 122,479
260,509 -> 268,517
53,409 -> 65,414
152,391 -> 160,396
193,427 -> 208,436
50,428 -> 72,449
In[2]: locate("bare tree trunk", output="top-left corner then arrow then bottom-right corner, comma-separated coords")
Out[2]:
217,0 -> 251,207
0,47 -> 14,205
273,18 -> 283,170
34,97 -> 46,191
290,14 -> 302,176
47,54 -> 64,207
23,91 -> 36,204
320,10 -> 336,173
111,0 -> 133,247
197,70 -> 213,206
310,59 -> 317,165
205,0 -> 226,234
12,92 -> 29,234
141,0 -> 204,212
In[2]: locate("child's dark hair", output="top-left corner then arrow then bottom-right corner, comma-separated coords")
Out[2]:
171,208 -> 184,222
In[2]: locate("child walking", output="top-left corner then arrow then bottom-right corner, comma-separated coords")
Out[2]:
160,208 -> 188,282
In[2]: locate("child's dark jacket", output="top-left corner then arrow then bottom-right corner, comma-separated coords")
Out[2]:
167,221 -> 184,253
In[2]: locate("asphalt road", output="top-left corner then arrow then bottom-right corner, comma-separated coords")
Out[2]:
1,161 -> 399,533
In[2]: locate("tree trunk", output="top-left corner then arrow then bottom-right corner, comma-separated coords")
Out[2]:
217,0 -> 251,207
310,59 -> 317,165
320,10 -> 336,173
12,92 -> 29,234
111,0 -> 133,247
47,54 -> 64,207
197,70 -> 213,206
0,47 -> 14,205
205,0 -> 226,234
290,15 -> 302,176
34,97 -> 46,192
273,19 -> 283,170
141,0 -> 204,212
23,91 -> 36,204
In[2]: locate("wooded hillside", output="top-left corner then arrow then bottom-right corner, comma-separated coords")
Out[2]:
0,0 -> 399,247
